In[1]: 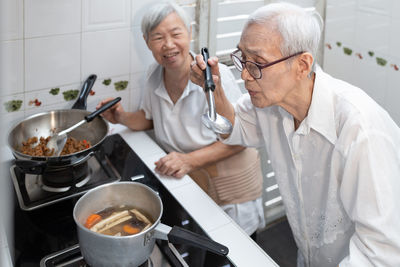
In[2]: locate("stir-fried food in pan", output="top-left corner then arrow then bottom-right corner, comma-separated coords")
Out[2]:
20,136 -> 91,156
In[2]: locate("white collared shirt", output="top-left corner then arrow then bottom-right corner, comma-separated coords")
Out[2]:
224,66 -> 400,267
140,59 -> 265,235
140,60 -> 242,154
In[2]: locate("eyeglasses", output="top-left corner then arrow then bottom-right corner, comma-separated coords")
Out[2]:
230,50 -> 304,79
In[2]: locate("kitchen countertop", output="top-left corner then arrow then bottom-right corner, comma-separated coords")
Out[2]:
0,124 -> 278,267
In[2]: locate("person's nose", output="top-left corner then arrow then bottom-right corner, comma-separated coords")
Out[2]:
163,36 -> 174,49
241,66 -> 255,81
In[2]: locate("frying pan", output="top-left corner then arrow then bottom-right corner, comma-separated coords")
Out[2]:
7,74 -> 112,174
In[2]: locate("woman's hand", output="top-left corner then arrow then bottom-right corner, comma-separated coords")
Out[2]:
154,152 -> 195,178
96,97 -> 125,124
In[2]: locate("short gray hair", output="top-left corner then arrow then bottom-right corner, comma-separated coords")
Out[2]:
245,2 -> 323,73
141,1 -> 191,41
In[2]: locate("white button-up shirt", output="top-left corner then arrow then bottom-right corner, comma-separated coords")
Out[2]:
141,61 -> 242,154
140,60 -> 265,235
224,66 -> 400,267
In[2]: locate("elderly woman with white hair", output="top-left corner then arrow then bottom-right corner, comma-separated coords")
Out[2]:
97,1 -> 265,239
191,2 -> 400,267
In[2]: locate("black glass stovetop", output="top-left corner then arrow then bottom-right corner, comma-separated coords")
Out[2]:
11,133 -> 235,267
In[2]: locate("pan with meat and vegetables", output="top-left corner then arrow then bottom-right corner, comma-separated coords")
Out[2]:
7,74 -> 118,174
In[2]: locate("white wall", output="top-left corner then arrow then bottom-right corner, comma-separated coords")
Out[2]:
0,0 -> 198,129
323,0 -> 400,126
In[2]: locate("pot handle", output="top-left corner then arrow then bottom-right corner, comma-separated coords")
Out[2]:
15,159 -> 47,174
71,74 -> 97,110
169,226 -> 229,256
155,224 -> 229,256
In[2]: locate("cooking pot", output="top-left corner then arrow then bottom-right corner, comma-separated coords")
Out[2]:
73,182 -> 229,267
7,75 -> 112,174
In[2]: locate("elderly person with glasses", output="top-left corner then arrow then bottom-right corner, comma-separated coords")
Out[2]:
97,2 -> 265,239
191,2 -> 400,267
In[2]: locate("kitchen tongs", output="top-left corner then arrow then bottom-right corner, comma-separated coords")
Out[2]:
200,47 -> 233,135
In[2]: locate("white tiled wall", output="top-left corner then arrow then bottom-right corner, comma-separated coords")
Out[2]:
0,0 -> 199,131
323,0 -> 400,126
25,0 -> 82,38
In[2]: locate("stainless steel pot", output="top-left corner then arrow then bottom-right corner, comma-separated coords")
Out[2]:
73,182 -> 229,267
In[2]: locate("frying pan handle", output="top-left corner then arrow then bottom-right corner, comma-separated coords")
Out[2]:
72,74 -> 97,110
85,97 -> 121,122
15,159 -> 47,174
201,47 -> 215,92
168,226 -> 229,256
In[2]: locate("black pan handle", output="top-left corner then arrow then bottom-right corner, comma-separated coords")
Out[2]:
201,47 -> 215,92
72,74 -> 97,110
85,97 -> 121,122
168,226 -> 229,256
15,159 -> 47,174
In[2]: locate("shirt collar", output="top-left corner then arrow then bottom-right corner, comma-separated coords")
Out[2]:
277,66 -> 337,144
307,66 -> 337,144
149,51 -> 198,104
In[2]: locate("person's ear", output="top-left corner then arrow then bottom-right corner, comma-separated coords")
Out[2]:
189,25 -> 192,40
296,52 -> 313,79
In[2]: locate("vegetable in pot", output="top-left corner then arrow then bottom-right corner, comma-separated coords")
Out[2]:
123,224 -> 141,235
85,214 -> 102,229
84,206 -> 153,236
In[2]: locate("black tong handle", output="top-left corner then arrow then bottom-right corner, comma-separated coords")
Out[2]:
201,47 -> 215,92
85,97 -> 121,122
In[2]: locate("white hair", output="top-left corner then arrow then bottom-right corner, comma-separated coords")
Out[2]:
141,1 -> 191,41
245,2 -> 323,73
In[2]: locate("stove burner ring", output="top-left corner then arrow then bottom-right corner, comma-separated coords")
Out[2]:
41,162 -> 90,188
40,173 -> 92,193
40,244 -> 154,267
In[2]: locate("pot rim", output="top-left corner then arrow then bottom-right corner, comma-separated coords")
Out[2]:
73,181 -> 163,239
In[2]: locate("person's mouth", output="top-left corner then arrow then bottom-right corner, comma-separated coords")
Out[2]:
164,52 -> 179,59
247,89 -> 257,97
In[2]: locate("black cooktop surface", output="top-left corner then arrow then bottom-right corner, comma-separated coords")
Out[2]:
12,134 -> 235,267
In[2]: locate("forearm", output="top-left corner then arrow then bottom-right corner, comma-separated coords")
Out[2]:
186,141 -> 245,170
213,83 -> 236,127
119,110 -> 153,131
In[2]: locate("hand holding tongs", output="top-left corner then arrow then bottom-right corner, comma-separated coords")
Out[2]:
200,48 -> 233,135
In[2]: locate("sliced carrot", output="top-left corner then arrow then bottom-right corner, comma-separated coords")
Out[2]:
122,224 -> 140,235
84,214 -> 102,229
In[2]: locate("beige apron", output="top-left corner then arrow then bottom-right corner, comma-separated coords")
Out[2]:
189,147 -> 263,206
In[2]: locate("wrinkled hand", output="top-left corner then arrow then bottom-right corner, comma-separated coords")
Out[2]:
96,97 -> 124,124
154,152 -> 194,178
190,55 -> 222,90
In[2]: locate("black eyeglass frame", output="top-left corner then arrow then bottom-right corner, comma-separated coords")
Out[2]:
230,50 -> 304,79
